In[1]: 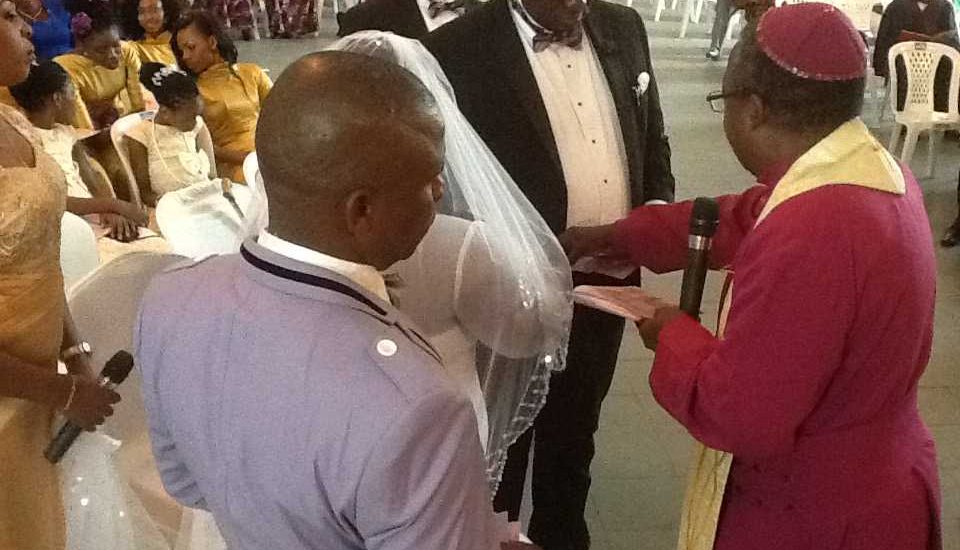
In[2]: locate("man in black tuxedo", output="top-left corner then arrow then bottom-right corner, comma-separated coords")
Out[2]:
336,0 -> 478,38
423,2 -> 675,549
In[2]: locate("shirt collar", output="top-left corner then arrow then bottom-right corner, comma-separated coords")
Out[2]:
257,230 -> 391,303
511,0 -> 546,41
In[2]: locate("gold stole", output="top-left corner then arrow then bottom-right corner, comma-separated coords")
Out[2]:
675,118 -> 905,550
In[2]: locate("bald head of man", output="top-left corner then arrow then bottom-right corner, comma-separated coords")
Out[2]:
256,51 -> 445,271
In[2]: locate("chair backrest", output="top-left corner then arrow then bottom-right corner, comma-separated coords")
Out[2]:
889,41 -> 960,119
67,251 -> 186,441
242,151 -> 259,187
110,110 -> 156,209
155,180 -> 254,259
67,251 -> 189,542
60,212 -> 100,291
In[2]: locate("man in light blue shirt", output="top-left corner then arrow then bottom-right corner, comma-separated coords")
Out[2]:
136,51 -> 523,550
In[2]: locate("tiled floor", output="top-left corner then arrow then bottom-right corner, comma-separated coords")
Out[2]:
239,5 -> 959,548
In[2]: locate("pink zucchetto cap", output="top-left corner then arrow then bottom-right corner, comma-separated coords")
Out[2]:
755,2 -> 867,81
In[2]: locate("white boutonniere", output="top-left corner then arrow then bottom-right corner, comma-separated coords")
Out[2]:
633,72 -> 650,105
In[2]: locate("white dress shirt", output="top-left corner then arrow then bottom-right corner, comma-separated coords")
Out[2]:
417,0 -> 461,32
258,230 -> 391,302
511,8 -> 632,228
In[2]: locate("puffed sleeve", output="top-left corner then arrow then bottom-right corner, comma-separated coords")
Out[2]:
122,42 -> 146,112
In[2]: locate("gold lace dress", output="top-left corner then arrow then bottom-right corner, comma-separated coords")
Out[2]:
0,104 -> 68,550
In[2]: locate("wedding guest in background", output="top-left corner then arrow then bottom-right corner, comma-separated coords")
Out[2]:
171,10 -> 271,182
120,0 -> 181,65
337,0 -> 479,39
874,0 -> 958,110
424,1 -> 675,547
705,0 -> 738,60
56,0 -> 145,130
193,0 -> 255,40
267,0 -> 318,38
0,3 -> 120,548
20,0 -> 74,59
125,62 -> 219,206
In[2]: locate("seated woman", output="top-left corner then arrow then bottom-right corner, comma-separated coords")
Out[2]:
55,0 -> 145,130
171,10 -> 271,182
125,62 -> 221,206
120,0 -> 179,65
9,61 -> 169,261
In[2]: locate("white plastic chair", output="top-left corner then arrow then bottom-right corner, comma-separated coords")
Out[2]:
155,180 -> 254,259
61,212 -> 100,291
110,111 -> 156,209
66,251 -> 187,542
887,41 -> 960,178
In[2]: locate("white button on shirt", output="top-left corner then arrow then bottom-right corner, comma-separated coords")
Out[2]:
417,0 -> 461,32
511,8 -> 632,228
258,230 -> 391,303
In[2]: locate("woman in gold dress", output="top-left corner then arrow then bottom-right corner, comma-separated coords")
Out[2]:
55,0 -> 144,130
172,10 -> 271,182
120,0 -> 180,65
0,2 -> 120,549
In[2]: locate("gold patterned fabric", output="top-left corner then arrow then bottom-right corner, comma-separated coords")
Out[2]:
131,31 -> 176,66
54,42 -> 145,130
196,62 -> 272,182
0,104 -> 68,550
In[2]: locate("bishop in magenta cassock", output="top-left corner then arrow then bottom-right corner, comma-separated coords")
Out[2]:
562,4 -> 942,550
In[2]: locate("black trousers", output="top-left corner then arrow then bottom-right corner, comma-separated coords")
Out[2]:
493,272 -> 635,550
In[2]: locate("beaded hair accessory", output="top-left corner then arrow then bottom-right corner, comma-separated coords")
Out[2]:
151,65 -> 189,88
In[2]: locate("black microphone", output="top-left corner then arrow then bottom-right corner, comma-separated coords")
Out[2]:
679,197 -> 720,321
44,351 -> 134,464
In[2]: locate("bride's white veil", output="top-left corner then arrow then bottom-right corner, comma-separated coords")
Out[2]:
328,32 -> 574,492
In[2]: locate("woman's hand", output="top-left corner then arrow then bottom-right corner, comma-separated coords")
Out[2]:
101,213 -> 139,242
113,200 -> 149,226
61,375 -> 121,431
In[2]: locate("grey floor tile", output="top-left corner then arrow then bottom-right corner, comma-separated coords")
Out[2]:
604,528 -> 678,550
920,387 -> 960,426
591,476 -> 685,531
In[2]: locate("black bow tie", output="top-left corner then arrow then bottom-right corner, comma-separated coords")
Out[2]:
511,0 -> 586,52
428,0 -> 467,18
531,27 -> 585,52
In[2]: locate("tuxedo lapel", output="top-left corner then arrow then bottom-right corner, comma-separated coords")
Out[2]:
490,0 -> 562,174
402,0 -> 429,37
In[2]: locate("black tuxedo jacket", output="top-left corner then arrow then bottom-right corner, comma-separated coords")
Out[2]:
423,0 -> 675,233
337,0 -> 479,39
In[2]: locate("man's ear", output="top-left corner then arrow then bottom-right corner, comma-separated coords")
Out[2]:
744,93 -> 768,131
342,187 -> 373,238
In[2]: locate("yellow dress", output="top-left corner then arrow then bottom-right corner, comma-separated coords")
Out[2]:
197,62 -> 272,182
54,41 -> 145,130
0,104 -> 68,550
131,31 -> 176,66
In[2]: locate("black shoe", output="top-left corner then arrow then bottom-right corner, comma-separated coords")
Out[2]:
706,47 -> 721,60
941,221 -> 960,247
